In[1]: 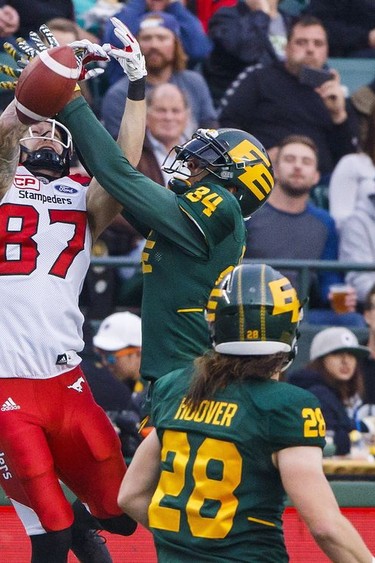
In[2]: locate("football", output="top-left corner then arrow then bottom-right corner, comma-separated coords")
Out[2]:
15,45 -> 81,125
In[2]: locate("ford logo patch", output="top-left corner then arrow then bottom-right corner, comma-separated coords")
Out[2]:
54,185 -> 78,194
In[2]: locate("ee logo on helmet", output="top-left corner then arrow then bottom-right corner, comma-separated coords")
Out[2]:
268,278 -> 301,323
228,139 -> 274,201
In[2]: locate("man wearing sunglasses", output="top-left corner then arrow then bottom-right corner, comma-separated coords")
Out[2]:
92,312 -> 147,457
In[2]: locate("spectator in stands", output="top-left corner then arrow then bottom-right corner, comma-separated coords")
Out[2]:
219,15 -> 359,177
329,102 -> 375,232
138,82 -> 190,185
0,0 -> 97,41
186,0 -> 236,32
101,11 -> 217,138
339,178 -> 375,308
203,0 -> 294,107
102,0 -> 212,86
0,3 -> 18,37
351,75 -> 375,148
305,0 -> 375,58
74,0 -> 121,38
92,311 -> 146,458
244,134 -> 363,326
0,0 -> 75,38
0,0 -> 97,114
288,326 -> 369,456
81,319 -> 136,415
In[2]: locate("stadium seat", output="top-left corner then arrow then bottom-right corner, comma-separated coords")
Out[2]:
328,58 -> 375,95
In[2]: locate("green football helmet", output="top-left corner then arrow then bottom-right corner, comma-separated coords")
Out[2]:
163,128 -> 274,218
206,263 -> 303,357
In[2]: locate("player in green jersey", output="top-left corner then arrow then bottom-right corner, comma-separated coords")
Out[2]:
117,264 -> 374,563
55,19 -> 275,384
59,107 -> 273,383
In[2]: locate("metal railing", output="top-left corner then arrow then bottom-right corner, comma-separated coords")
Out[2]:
90,257 -> 375,302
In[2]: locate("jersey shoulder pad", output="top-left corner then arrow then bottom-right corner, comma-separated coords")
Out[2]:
152,368 -> 191,421
262,381 -> 326,450
178,181 -> 242,246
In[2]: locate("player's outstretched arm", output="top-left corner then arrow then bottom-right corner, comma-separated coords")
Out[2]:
0,25 -> 75,198
118,429 -> 161,528
277,446 -> 373,562
103,17 -> 147,167
72,22 -> 147,239
0,35 -> 43,198
62,20 -> 148,240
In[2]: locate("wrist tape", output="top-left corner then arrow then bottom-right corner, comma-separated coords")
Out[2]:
128,77 -> 146,101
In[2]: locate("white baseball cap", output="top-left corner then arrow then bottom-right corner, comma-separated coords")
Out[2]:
93,312 -> 142,351
310,327 -> 369,362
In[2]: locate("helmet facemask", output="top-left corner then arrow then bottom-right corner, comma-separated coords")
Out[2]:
20,119 -> 73,180
163,128 -> 274,217
163,129 -> 238,180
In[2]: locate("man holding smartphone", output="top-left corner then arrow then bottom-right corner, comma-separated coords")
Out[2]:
219,14 -> 359,177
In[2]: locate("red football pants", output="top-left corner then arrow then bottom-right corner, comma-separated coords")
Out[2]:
0,367 -> 127,532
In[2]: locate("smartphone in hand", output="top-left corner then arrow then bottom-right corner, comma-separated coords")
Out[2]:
299,66 -> 334,88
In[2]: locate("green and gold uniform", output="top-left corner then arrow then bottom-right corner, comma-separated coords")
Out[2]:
149,368 -> 326,562
61,98 -> 246,381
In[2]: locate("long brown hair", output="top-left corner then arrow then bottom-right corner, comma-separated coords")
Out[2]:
309,356 -> 364,402
185,351 -> 289,409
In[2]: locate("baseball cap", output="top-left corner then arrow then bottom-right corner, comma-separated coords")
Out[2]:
310,327 -> 369,362
93,312 -> 142,351
138,11 -> 181,38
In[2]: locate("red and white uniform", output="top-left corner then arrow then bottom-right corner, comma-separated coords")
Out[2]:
0,166 -> 127,534
0,165 -> 91,378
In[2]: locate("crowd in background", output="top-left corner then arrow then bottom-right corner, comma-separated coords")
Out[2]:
1,0 -> 375,461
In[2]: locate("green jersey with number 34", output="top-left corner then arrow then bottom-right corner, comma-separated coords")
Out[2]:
136,181 -> 246,381
150,368 -> 326,562
60,99 -> 249,382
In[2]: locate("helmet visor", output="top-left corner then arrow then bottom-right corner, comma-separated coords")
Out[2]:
163,134 -> 228,176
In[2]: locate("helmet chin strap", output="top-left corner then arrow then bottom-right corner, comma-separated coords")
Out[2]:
20,146 -> 69,179
168,177 -> 191,194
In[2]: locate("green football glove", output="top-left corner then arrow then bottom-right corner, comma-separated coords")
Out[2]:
0,24 -> 59,90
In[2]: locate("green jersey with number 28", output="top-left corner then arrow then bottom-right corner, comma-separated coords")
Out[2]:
150,368 -> 326,562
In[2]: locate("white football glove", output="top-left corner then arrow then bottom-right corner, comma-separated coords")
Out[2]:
103,17 -> 147,82
69,39 -> 109,81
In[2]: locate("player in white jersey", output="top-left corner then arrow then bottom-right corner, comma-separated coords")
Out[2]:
0,25 -> 147,563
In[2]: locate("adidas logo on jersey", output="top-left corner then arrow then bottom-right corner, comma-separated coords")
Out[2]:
1,397 -> 20,411
56,353 -> 68,365
67,376 -> 85,393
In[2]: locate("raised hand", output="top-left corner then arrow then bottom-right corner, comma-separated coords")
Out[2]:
68,39 -> 109,81
0,41 -> 28,90
0,24 -> 61,90
102,17 -> 147,81
16,23 -> 60,62
0,60 -> 19,90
